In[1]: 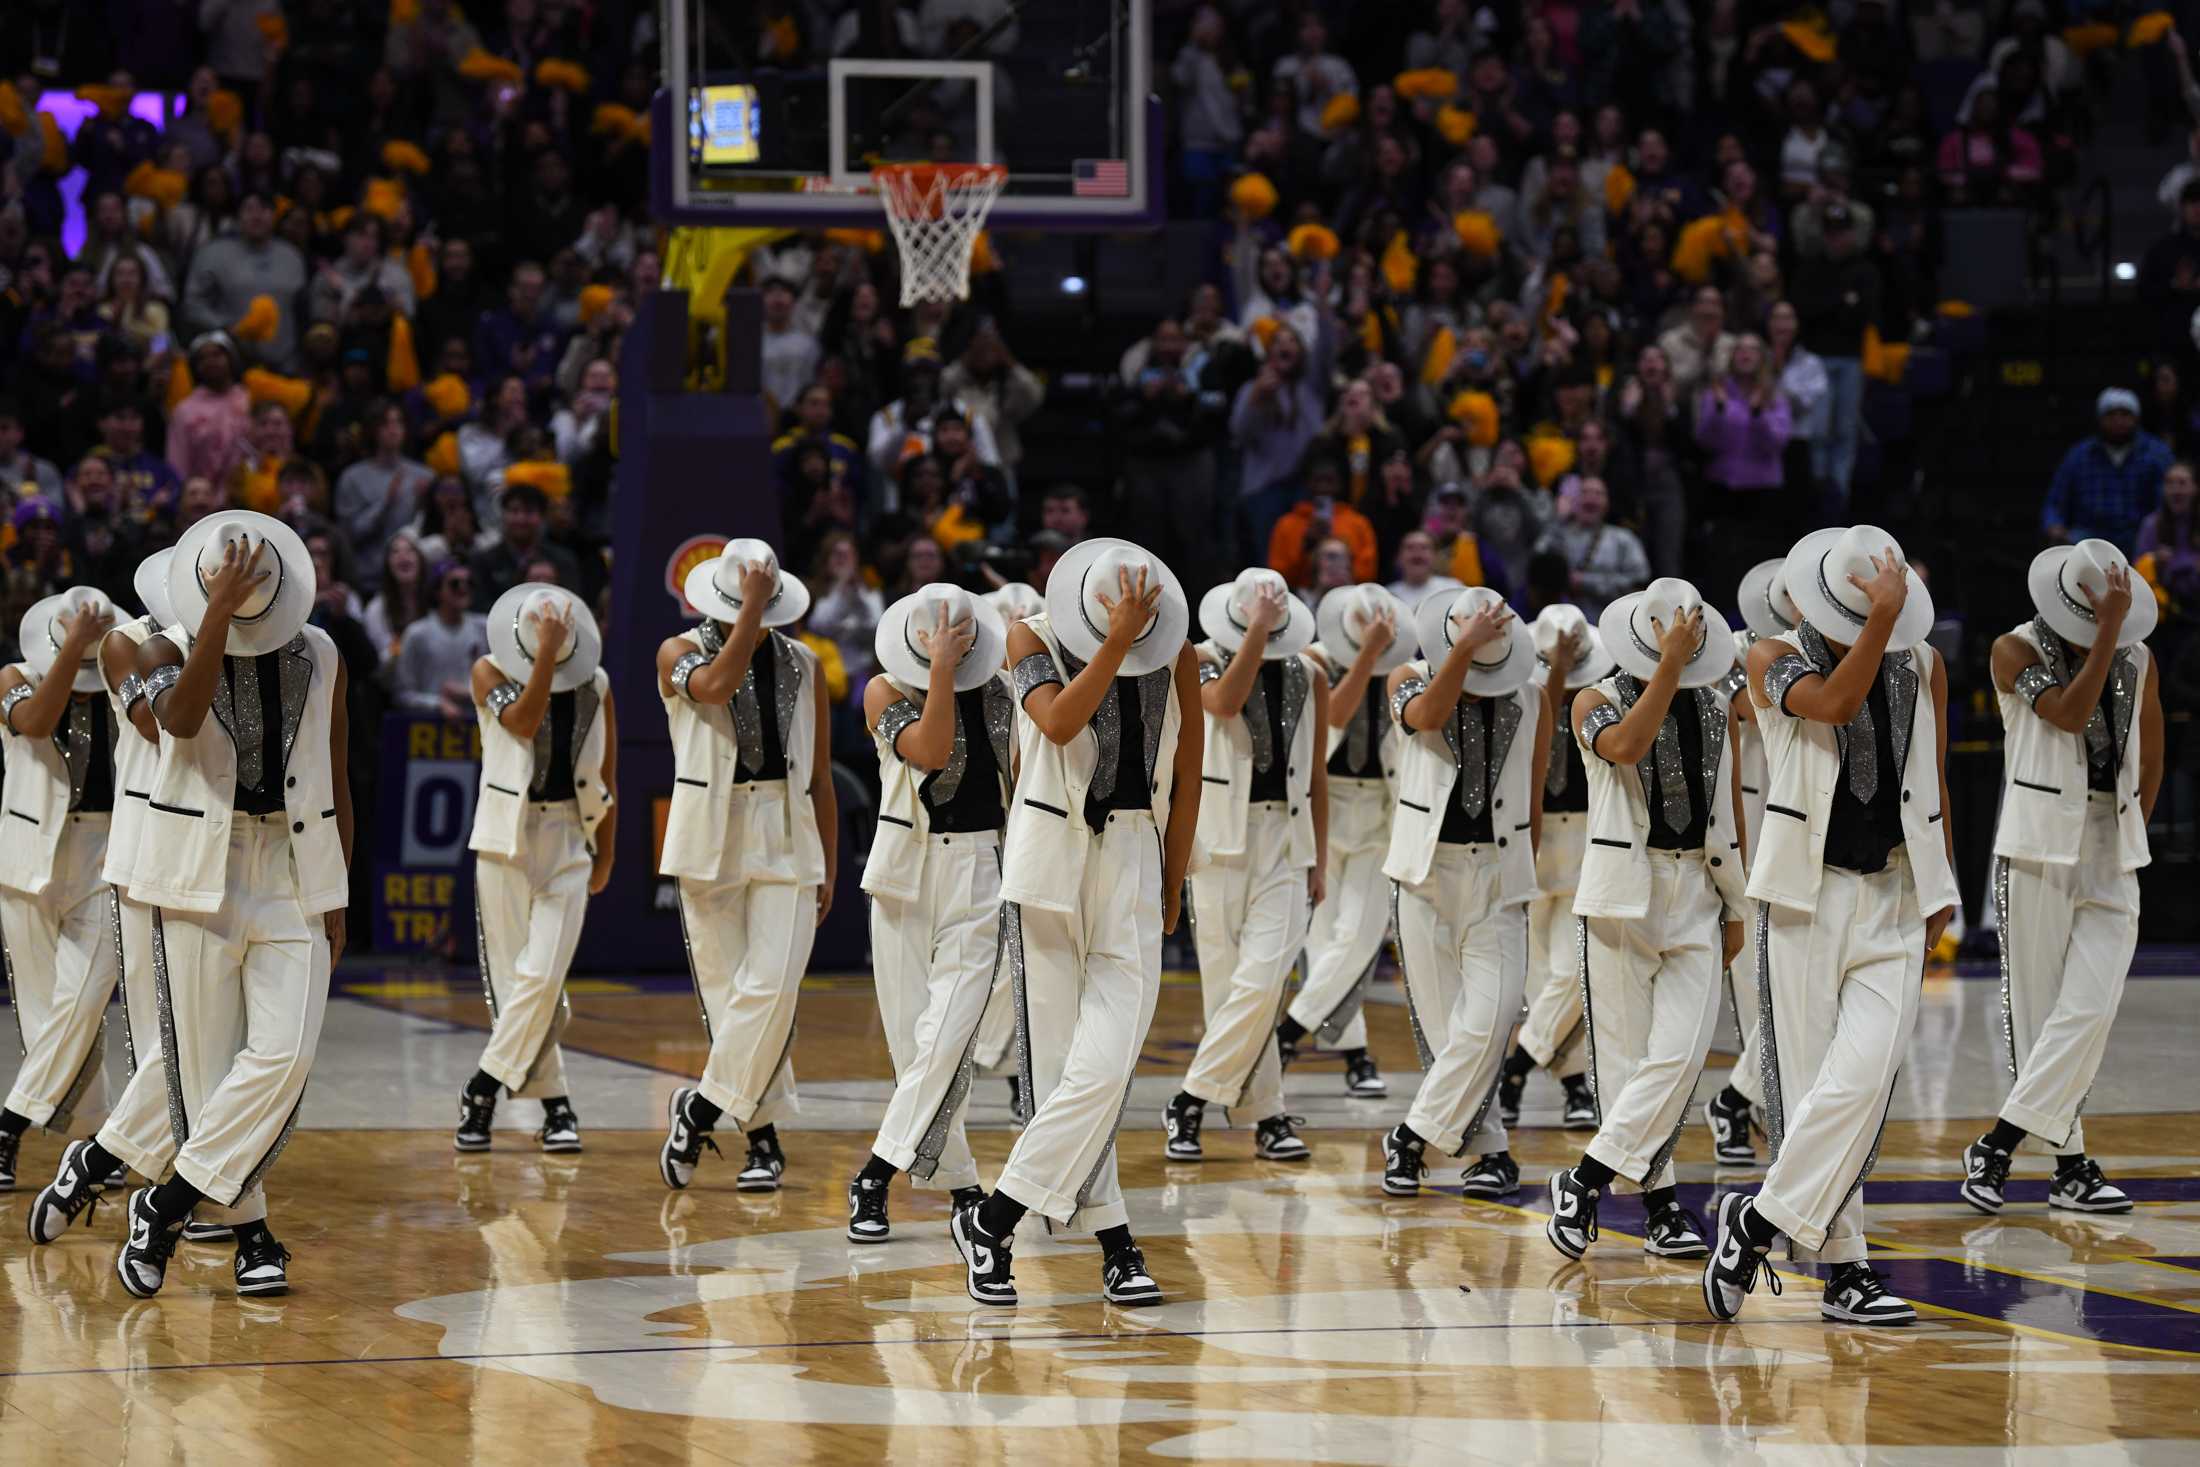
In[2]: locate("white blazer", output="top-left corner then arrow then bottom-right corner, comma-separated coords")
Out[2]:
0,663 -> 76,896
1571,674 -> 1748,922
1745,628 -> 1959,917
861,671 -> 1015,901
102,617 -> 163,890
133,625 -> 348,916
1381,659 -> 1541,902
1992,619 -> 2150,872
470,666 -> 613,859
1309,644 -> 1400,855
658,628 -> 825,885
999,613 -> 1187,914
1192,640 -> 1318,868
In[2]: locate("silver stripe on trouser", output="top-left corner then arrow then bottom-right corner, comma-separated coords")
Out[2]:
151,909 -> 190,1146
1388,881 -> 1438,1068
907,847 -> 1004,1182
111,889 -> 136,1073
1754,902 -> 1785,1160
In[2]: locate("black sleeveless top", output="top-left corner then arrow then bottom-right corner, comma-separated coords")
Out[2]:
231,650 -> 288,815
920,686 -> 1005,834
533,690 -> 578,801
1822,674 -> 1903,874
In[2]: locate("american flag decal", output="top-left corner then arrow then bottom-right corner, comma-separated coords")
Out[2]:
1072,158 -> 1130,197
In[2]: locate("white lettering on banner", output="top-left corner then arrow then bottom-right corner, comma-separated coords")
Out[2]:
401,760 -> 479,867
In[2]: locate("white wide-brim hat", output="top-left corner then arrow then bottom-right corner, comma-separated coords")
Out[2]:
1043,537 -> 1189,677
684,537 -> 811,628
2028,538 -> 2157,648
133,547 -> 177,628
1198,567 -> 1315,660
986,581 -> 1045,624
1783,525 -> 1935,653
170,510 -> 316,656
1532,603 -> 1616,689
1316,582 -> 1416,674
876,584 -> 1008,693
487,583 -> 603,692
1599,577 -> 1738,689
1735,557 -> 1801,641
21,588 -> 117,693
1413,586 -> 1537,696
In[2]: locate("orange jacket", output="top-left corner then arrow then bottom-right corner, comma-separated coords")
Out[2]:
1269,499 -> 1379,587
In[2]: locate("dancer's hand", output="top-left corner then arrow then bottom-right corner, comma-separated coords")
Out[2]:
324,908 -> 348,964
1924,903 -> 1954,955
1163,879 -> 1182,935
1307,865 -> 1327,908
1722,920 -> 1743,968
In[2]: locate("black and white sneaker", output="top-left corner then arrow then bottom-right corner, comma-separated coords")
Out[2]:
949,1204 -> 1017,1306
1820,1262 -> 1916,1325
737,1133 -> 786,1192
1162,1094 -> 1205,1161
115,1189 -> 184,1300
181,1217 -> 235,1244
1275,1028 -> 1300,1068
28,1139 -> 106,1244
2049,1158 -> 2134,1214
846,1175 -> 891,1242
1704,1090 -> 1757,1166
1544,1166 -> 1601,1260
1254,1115 -> 1311,1161
1496,1069 -> 1524,1126
1701,1193 -> 1780,1322
233,1232 -> 292,1297
0,1127 -> 19,1190
658,1087 -> 718,1190
1458,1152 -> 1520,1199
1381,1125 -> 1428,1196
1560,1077 -> 1599,1130
1100,1244 -> 1163,1306
539,1100 -> 582,1154
1643,1204 -> 1712,1259
949,1184 -> 985,1213
455,1091 -> 496,1152
1958,1138 -> 2013,1215
1344,1053 -> 1387,1097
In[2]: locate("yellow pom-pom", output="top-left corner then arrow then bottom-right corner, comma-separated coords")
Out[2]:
1935,299 -> 1977,318
208,89 -> 243,139
1287,223 -> 1340,262
125,161 -> 189,210
233,295 -> 280,343
426,431 -> 461,477
1603,162 -> 1636,216
1381,230 -> 1418,295
362,177 -> 406,221
1671,212 -> 1742,284
578,285 -> 614,327
534,59 -> 592,93
504,461 -> 573,499
256,13 -> 290,51
75,84 -> 132,119
970,231 -> 1000,274
458,49 -> 525,85
2064,20 -> 2121,55
386,312 -> 420,393
35,113 -> 66,175
2127,11 -> 2175,46
1393,68 -> 1459,101
1452,210 -> 1501,259
592,102 -> 638,136
1436,105 -> 1475,147
166,355 -> 195,412
1778,19 -> 1837,63
243,368 -> 312,417
1526,432 -> 1576,486
423,374 -> 472,421
1228,172 -> 1279,221
1249,315 -> 1283,353
382,139 -> 432,175
1320,93 -> 1361,134
0,82 -> 27,137
390,0 -> 421,24
1446,390 -> 1499,447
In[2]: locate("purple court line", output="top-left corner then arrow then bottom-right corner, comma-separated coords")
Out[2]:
0,1315 -> 1856,1383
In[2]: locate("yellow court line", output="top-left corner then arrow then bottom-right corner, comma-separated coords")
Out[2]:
1869,1236 -> 2200,1321
1466,1197 -> 2200,1360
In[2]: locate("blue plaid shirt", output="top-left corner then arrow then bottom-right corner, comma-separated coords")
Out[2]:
2041,431 -> 2172,554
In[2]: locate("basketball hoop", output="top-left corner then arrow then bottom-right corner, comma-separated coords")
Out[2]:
872,162 -> 1008,306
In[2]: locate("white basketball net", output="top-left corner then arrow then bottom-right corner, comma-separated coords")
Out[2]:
873,163 -> 1007,306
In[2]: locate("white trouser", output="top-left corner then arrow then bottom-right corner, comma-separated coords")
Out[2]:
475,803 -> 592,1100
1187,804 -> 1309,1119
3,814 -> 116,1131
678,874 -> 811,1128
1722,903 -> 1766,1106
155,816 -> 331,1210
1288,778 -> 1388,1050
1756,858 -> 1921,1264
970,961 -> 1018,1072
1398,843 -> 1527,1157
1581,851 -> 1726,1193
998,810 -> 1162,1235
1520,812 -> 1588,1079
98,892 -> 265,1223
868,830 -> 1002,1190
1996,795 -> 2138,1156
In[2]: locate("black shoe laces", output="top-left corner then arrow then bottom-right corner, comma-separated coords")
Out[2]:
0,1130 -> 20,1172
1174,1102 -> 1205,1143
2058,1158 -> 2107,1191
1259,1114 -> 1306,1142
1975,1144 -> 2013,1189
1106,1244 -> 1149,1285
744,1136 -> 782,1171
1833,1263 -> 1889,1302
239,1235 -> 291,1273
1388,1129 -> 1428,1180
849,1178 -> 889,1223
